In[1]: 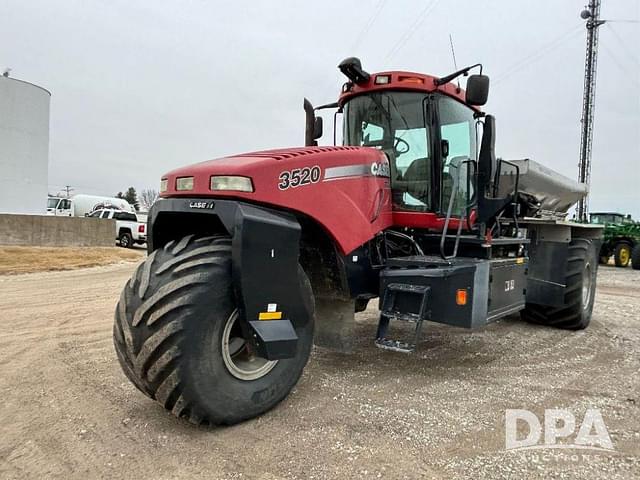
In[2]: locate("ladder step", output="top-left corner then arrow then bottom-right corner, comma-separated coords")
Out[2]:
385,312 -> 422,323
375,338 -> 415,354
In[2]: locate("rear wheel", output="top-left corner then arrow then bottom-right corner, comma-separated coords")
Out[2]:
632,245 -> 640,270
119,231 -> 133,248
521,238 -> 597,330
614,243 -> 631,267
113,234 -> 314,425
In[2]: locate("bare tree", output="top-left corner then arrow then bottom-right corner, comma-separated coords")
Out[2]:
139,188 -> 159,211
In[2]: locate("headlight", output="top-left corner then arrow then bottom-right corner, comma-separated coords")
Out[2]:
176,176 -> 194,191
160,178 -> 168,192
210,176 -> 253,192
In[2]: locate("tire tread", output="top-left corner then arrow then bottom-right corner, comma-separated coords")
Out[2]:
521,238 -> 596,330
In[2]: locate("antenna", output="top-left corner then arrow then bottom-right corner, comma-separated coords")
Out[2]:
449,34 -> 461,91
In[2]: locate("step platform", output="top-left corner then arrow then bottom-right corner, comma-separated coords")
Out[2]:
375,255 -> 527,350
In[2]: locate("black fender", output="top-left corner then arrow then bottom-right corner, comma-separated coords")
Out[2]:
148,198 -> 311,360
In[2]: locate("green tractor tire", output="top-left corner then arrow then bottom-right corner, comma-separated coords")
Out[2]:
632,245 -> 640,270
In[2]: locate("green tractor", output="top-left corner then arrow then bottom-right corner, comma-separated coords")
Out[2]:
590,212 -> 640,269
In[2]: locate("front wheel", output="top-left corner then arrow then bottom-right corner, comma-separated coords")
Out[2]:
113,235 -> 314,425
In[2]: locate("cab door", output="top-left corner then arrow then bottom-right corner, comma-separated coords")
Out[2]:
435,95 -> 478,222
56,199 -> 72,216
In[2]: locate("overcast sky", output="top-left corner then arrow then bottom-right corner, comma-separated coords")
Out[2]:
2,0 -> 639,216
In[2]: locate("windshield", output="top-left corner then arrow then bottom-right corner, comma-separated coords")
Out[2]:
343,91 -> 477,215
343,91 -> 432,211
590,214 -> 623,225
47,198 -> 59,209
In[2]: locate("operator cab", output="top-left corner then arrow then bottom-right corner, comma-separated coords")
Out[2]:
342,90 -> 477,218
305,58 -> 494,231
304,57 -> 512,239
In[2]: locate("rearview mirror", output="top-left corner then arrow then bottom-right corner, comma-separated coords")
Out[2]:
466,74 -> 490,106
304,98 -> 323,146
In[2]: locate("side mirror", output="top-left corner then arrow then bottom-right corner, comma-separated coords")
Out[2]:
304,98 -> 323,146
466,74 -> 490,106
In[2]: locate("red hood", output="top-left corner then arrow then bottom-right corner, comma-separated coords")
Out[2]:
160,146 -> 394,254
161,146 -> 386,196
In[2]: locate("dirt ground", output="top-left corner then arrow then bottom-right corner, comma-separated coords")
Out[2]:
0,246 -> 144,275
0,262 -> 638,479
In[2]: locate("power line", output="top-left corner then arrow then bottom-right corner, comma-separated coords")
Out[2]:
318,2 -> 390,107
384,0 -> 442,62
600,40 -> 640,87
605,24 -> 640,68
350,0 -> 388,52
493,24 -> 584,85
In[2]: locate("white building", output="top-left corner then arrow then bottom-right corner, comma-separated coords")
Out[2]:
0,74 -> 51,214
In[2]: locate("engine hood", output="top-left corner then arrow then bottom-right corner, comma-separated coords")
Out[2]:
160,146 -> 388,197
159,146 -> 394,254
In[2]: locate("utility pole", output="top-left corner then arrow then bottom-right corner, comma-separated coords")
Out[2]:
63,185 -> 74,198
577,0 -> 605,222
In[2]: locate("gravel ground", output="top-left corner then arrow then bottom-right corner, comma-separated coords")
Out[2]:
0,262 -> 638,479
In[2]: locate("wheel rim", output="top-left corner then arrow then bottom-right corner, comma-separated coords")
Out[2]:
121,236 -> 129,246
582,262 -> 592,310
221,310 -> 277,381
620,247 -> 630,265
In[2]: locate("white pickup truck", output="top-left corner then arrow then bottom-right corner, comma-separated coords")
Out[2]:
88,208 -> 147,248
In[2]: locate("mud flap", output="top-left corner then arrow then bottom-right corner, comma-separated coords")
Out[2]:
232,203 -> 312,360
147,198 -> 313,361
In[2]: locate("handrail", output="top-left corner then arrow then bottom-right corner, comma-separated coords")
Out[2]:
494,159 -> 521,233
440,158 -> 473,260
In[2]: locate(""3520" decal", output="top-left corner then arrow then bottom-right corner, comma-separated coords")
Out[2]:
278,166 -> 321,190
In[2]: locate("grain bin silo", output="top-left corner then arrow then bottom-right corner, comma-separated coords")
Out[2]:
0,73 -> 51,214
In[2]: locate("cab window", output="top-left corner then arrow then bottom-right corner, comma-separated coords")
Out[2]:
438,96 -> 477,216
115,212 -> 137,221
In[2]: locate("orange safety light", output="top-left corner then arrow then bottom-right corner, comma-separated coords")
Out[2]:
398,76 -> 424,84
456,289 -> 468,306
